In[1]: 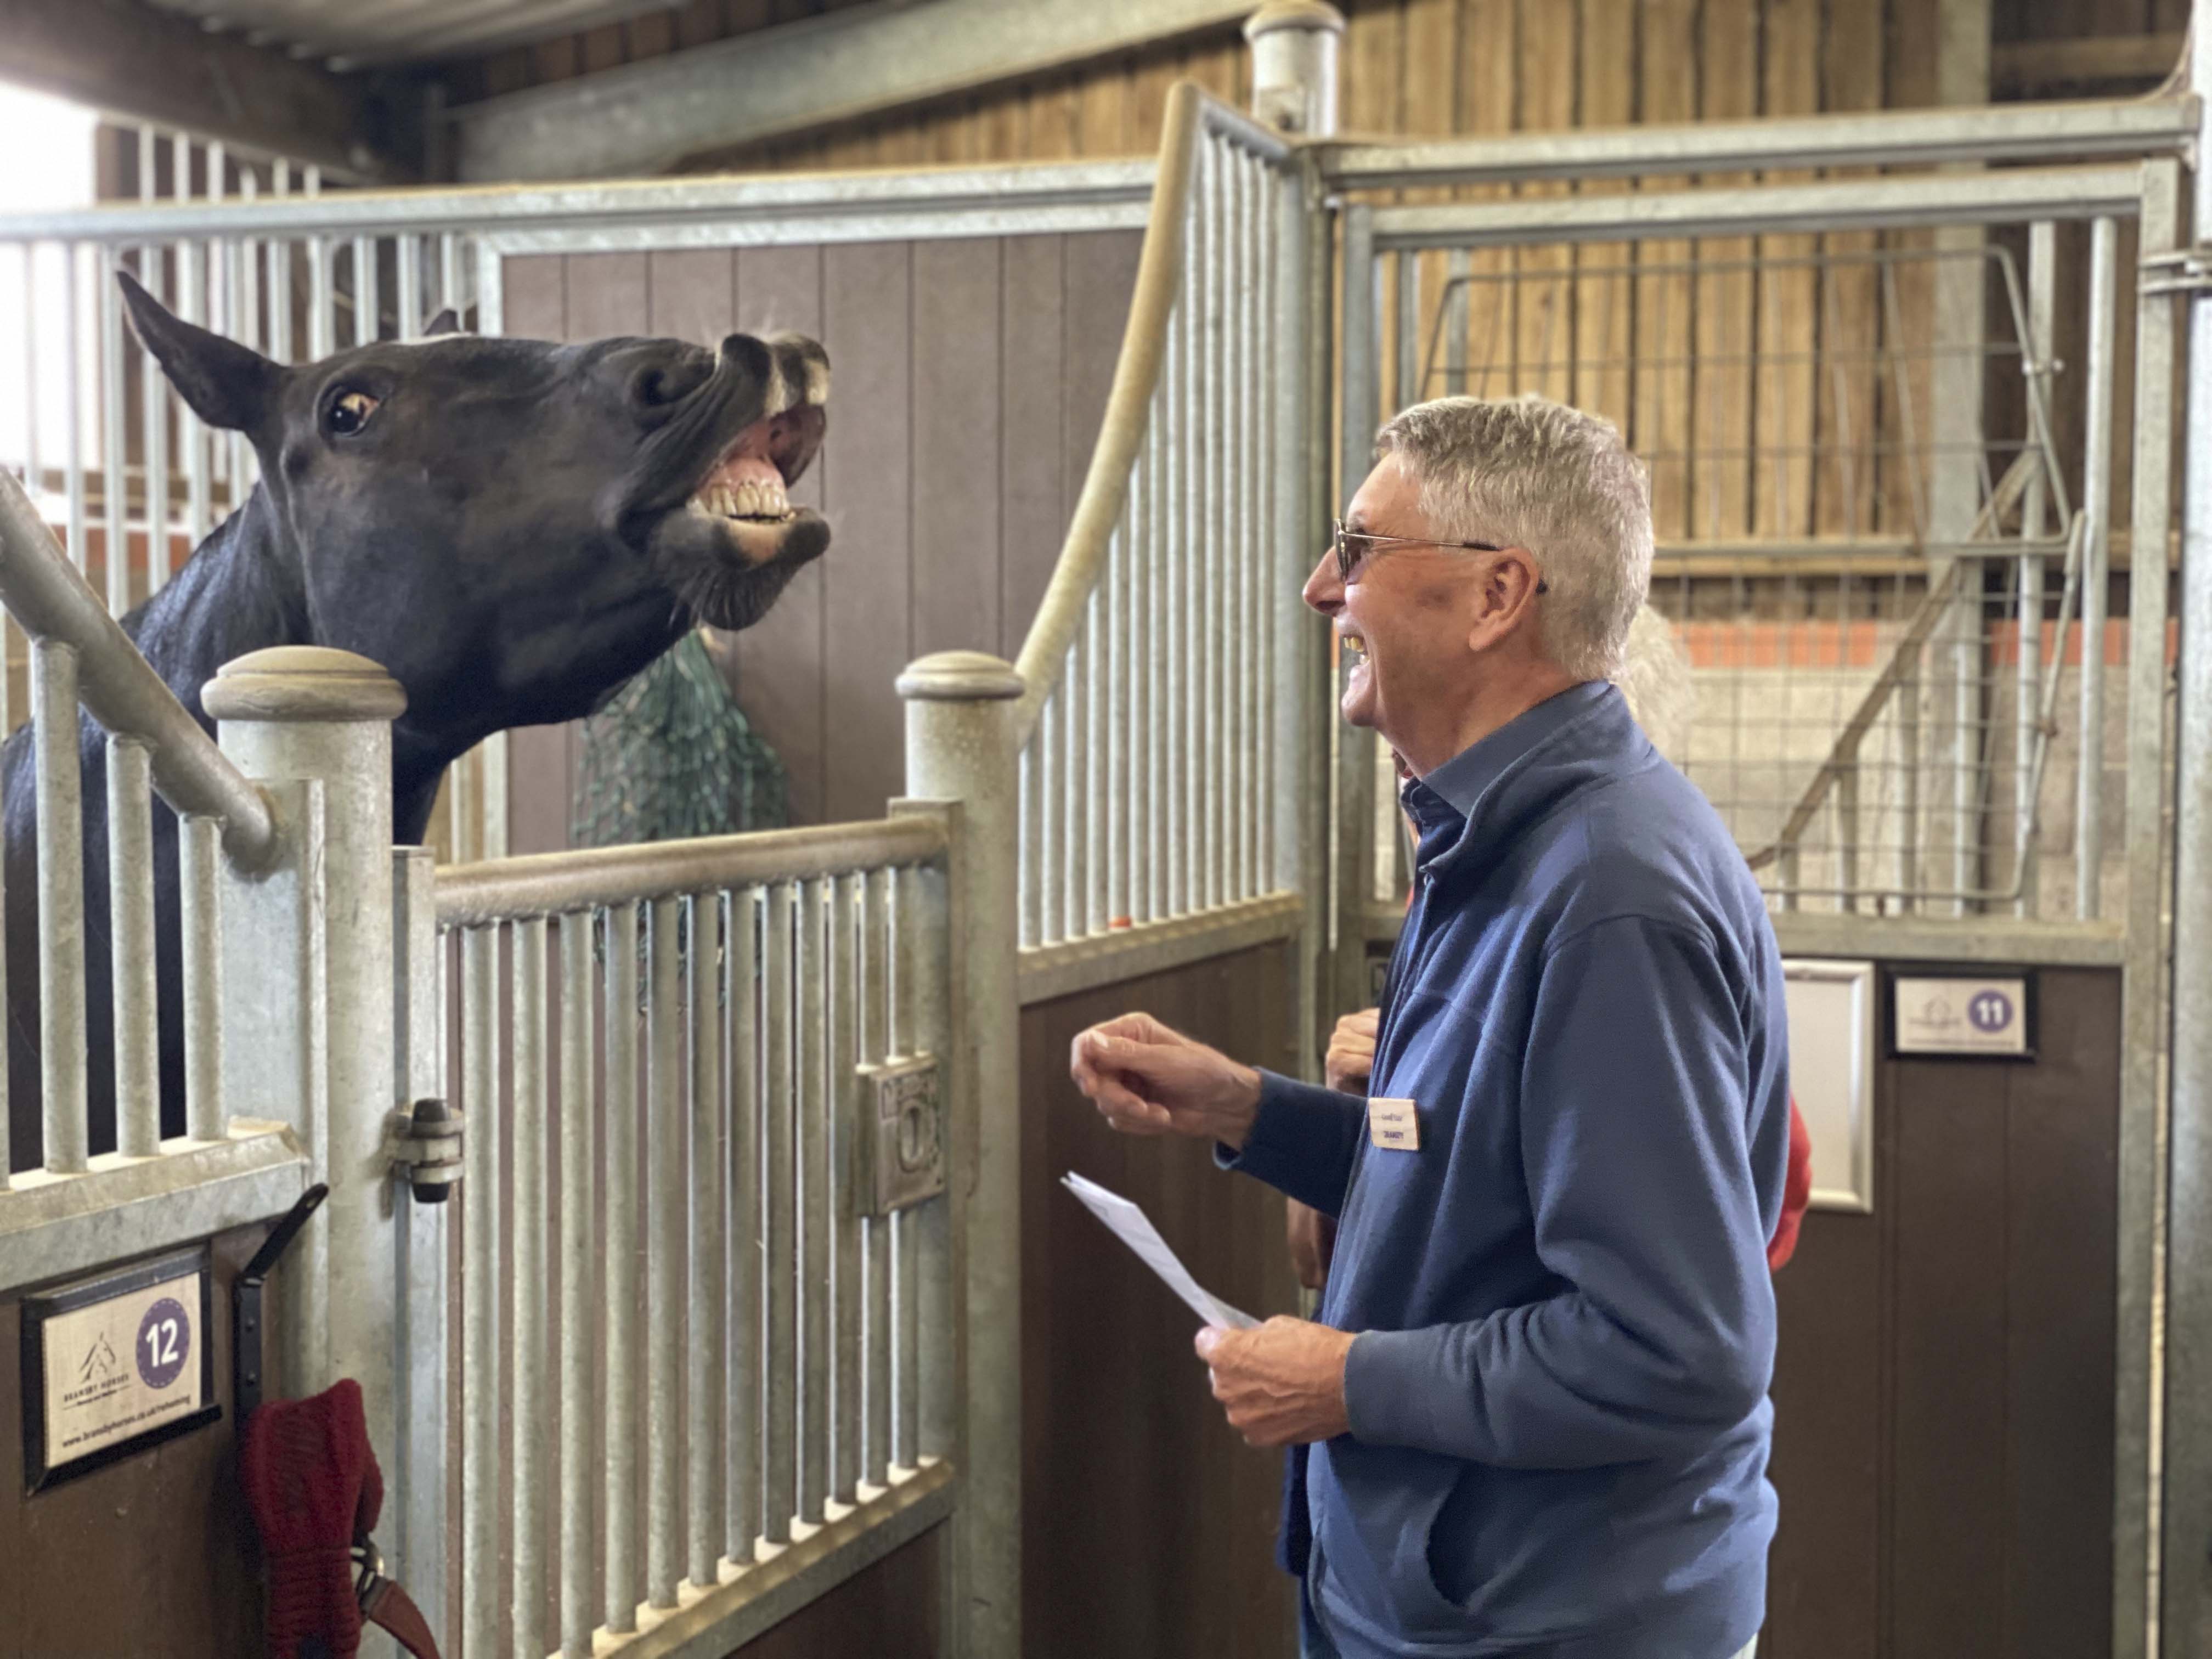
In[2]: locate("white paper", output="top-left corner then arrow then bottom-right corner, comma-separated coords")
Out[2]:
1060,1171 -> 1259,1330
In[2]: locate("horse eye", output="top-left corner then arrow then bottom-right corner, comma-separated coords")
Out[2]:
327,390 -> 380,437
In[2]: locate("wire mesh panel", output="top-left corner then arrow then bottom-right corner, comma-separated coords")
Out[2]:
438,823 -> 952,1659
1361,189 -> 2142,922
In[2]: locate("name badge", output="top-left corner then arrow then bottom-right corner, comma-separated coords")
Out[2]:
1367,1097 -> 1420,1152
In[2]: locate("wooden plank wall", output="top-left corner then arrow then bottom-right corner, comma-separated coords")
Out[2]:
495,229 -> 1141,850
1762,964 -> 2119,1659
0,1223 -> 269,1659
1019,942 -> 1307,1659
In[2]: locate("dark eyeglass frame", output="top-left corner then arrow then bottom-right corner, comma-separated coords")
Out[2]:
1330,520 -> 1547,591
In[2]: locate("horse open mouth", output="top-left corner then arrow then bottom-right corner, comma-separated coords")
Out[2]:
689,401 -> 827,566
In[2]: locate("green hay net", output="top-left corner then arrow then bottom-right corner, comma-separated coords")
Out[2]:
571,628 -> 788,847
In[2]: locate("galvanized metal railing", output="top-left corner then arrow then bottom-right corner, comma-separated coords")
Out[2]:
430,817 -> 957,1659
1012,84 -> 1310,959
0,468 -> 274,1189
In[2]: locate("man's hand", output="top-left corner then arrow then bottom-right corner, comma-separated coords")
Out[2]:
1324,1007 -> 1381,1094
1194,1317 -> 1356,1447
1286,1201 -> 1337,1291
1068,1013 -> 1263,1150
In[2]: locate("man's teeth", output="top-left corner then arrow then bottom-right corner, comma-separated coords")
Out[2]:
1343,633 -> 1366,657
699,480 -> 794,521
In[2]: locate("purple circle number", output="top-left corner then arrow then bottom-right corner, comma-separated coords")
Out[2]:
1967,990 -> 2014,1035
135,1296 -> 189,1392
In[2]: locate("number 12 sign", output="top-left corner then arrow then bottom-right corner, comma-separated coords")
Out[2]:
21,1244 -> 218,1491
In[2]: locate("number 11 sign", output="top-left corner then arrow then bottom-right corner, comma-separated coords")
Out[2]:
21,1244 -> 218,1491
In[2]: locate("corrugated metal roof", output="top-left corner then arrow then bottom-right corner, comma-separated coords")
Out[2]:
141,0 -> 708,69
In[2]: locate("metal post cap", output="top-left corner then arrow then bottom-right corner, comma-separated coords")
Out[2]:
202,646 -> 409,723
895,651 -> 1025,702
1244,0 -> 1345,41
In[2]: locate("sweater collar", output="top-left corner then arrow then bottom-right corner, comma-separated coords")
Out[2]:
1398,680 -> 1625,872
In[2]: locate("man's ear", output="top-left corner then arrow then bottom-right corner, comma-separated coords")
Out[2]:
422,307 -> 465,336
119,270 -> 283,436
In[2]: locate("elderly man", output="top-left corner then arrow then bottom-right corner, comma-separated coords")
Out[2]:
1069,396 -> 1790,1659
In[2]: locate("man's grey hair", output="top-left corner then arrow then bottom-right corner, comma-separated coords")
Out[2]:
1374,394 -> 1654,680
1618,603 -> 1694,758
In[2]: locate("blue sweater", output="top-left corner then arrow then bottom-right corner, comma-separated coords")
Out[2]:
1230,681 -> 1790,1658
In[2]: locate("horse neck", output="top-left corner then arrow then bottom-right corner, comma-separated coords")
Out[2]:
123,488 -> 311,729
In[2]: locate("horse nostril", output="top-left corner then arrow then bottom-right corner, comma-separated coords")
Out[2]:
630,348 -> 714,410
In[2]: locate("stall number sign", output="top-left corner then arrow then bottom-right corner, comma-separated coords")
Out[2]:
40,1268 -> 204,1471
1893,975 -> 2030,1057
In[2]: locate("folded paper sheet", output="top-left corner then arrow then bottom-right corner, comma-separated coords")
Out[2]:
1060,1171 -> 1260,1330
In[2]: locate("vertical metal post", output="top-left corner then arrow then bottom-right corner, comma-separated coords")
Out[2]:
2075,216 -> 2117,921
2019,220 -> 2056,917
891,865 -> 921,1472
832,872 -> 864,1504
646,895 -> 682,1608
461,924 -> 499,1659
63,242 -> 85,573
1336,205 -> 1379,1020
2164,14 -> 2212,1651
861,867 -> 893,1486
33,640 -> 86,1173
510,915 -> 549,1659
108,736 -> 159,1155
559,911 -> 596,1656
764,880 -> 797,1542
181,816 -> 222,1141
203,647 -> 402,1561
728,885 -> 763,1565
391,849 -> 447,1654
2119,156 -> 2179,1659
604,902 -> 642,1632
688,890 -> 726,1587
1244,1 -> 1344,136
799,876 -> 830,1525
99,248 -> 127,613
899,650 -> 1023,1659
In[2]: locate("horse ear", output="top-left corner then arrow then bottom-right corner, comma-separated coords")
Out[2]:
119,269 -> 281,436
422,307 -> 464,336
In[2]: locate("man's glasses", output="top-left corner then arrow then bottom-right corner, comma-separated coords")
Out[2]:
1330,520 -> 1544,591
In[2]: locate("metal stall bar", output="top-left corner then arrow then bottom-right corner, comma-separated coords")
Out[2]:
2019,221 -> 2056,917
460,925 -> 499,1659
832,871 -> 863,1504
727,883 -> 762,1566
2119,156 -> 2179,1659
511,915 -> 549,1659
861,867 -> 892,1485
108,736 -> 158,1155
63,242 -> 84,573
689,889 -> 727,1588
558,911 -> 595,1658
33,640 -> 84,1172
99,249 -> 126,612
891,864 -> 919,1470
764,880 -> 797,1539
603,902 -> 642,1633
799,876 -> 830,1525
2075,216 -> 2118,920
646,895 -> 682,1609
180,814 -> 222,1141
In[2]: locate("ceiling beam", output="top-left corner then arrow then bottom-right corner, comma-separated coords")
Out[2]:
0,0 -> 422,183
451,0 -> 1253,183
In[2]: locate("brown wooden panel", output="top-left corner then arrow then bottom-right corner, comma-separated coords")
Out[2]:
1059,232 -> 1143,540
503,253 -> 567,342
997,234 -> 1065,657
1019,942 -> 1304,1659
1764,1211 -> 1883,1659
733,245 -> 830,822
565,251 -> 650,343
507,723 -> 577,855
1886,1053 -> 2012,1659
2001,968 -> 2118,1659
909,239 -> 1005,661
0,1226 -> 267,1659
1694,0 -> 1759,540
649,248 -> 740,345
820,241 -> 916,823
726,1526 -> 944,1658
